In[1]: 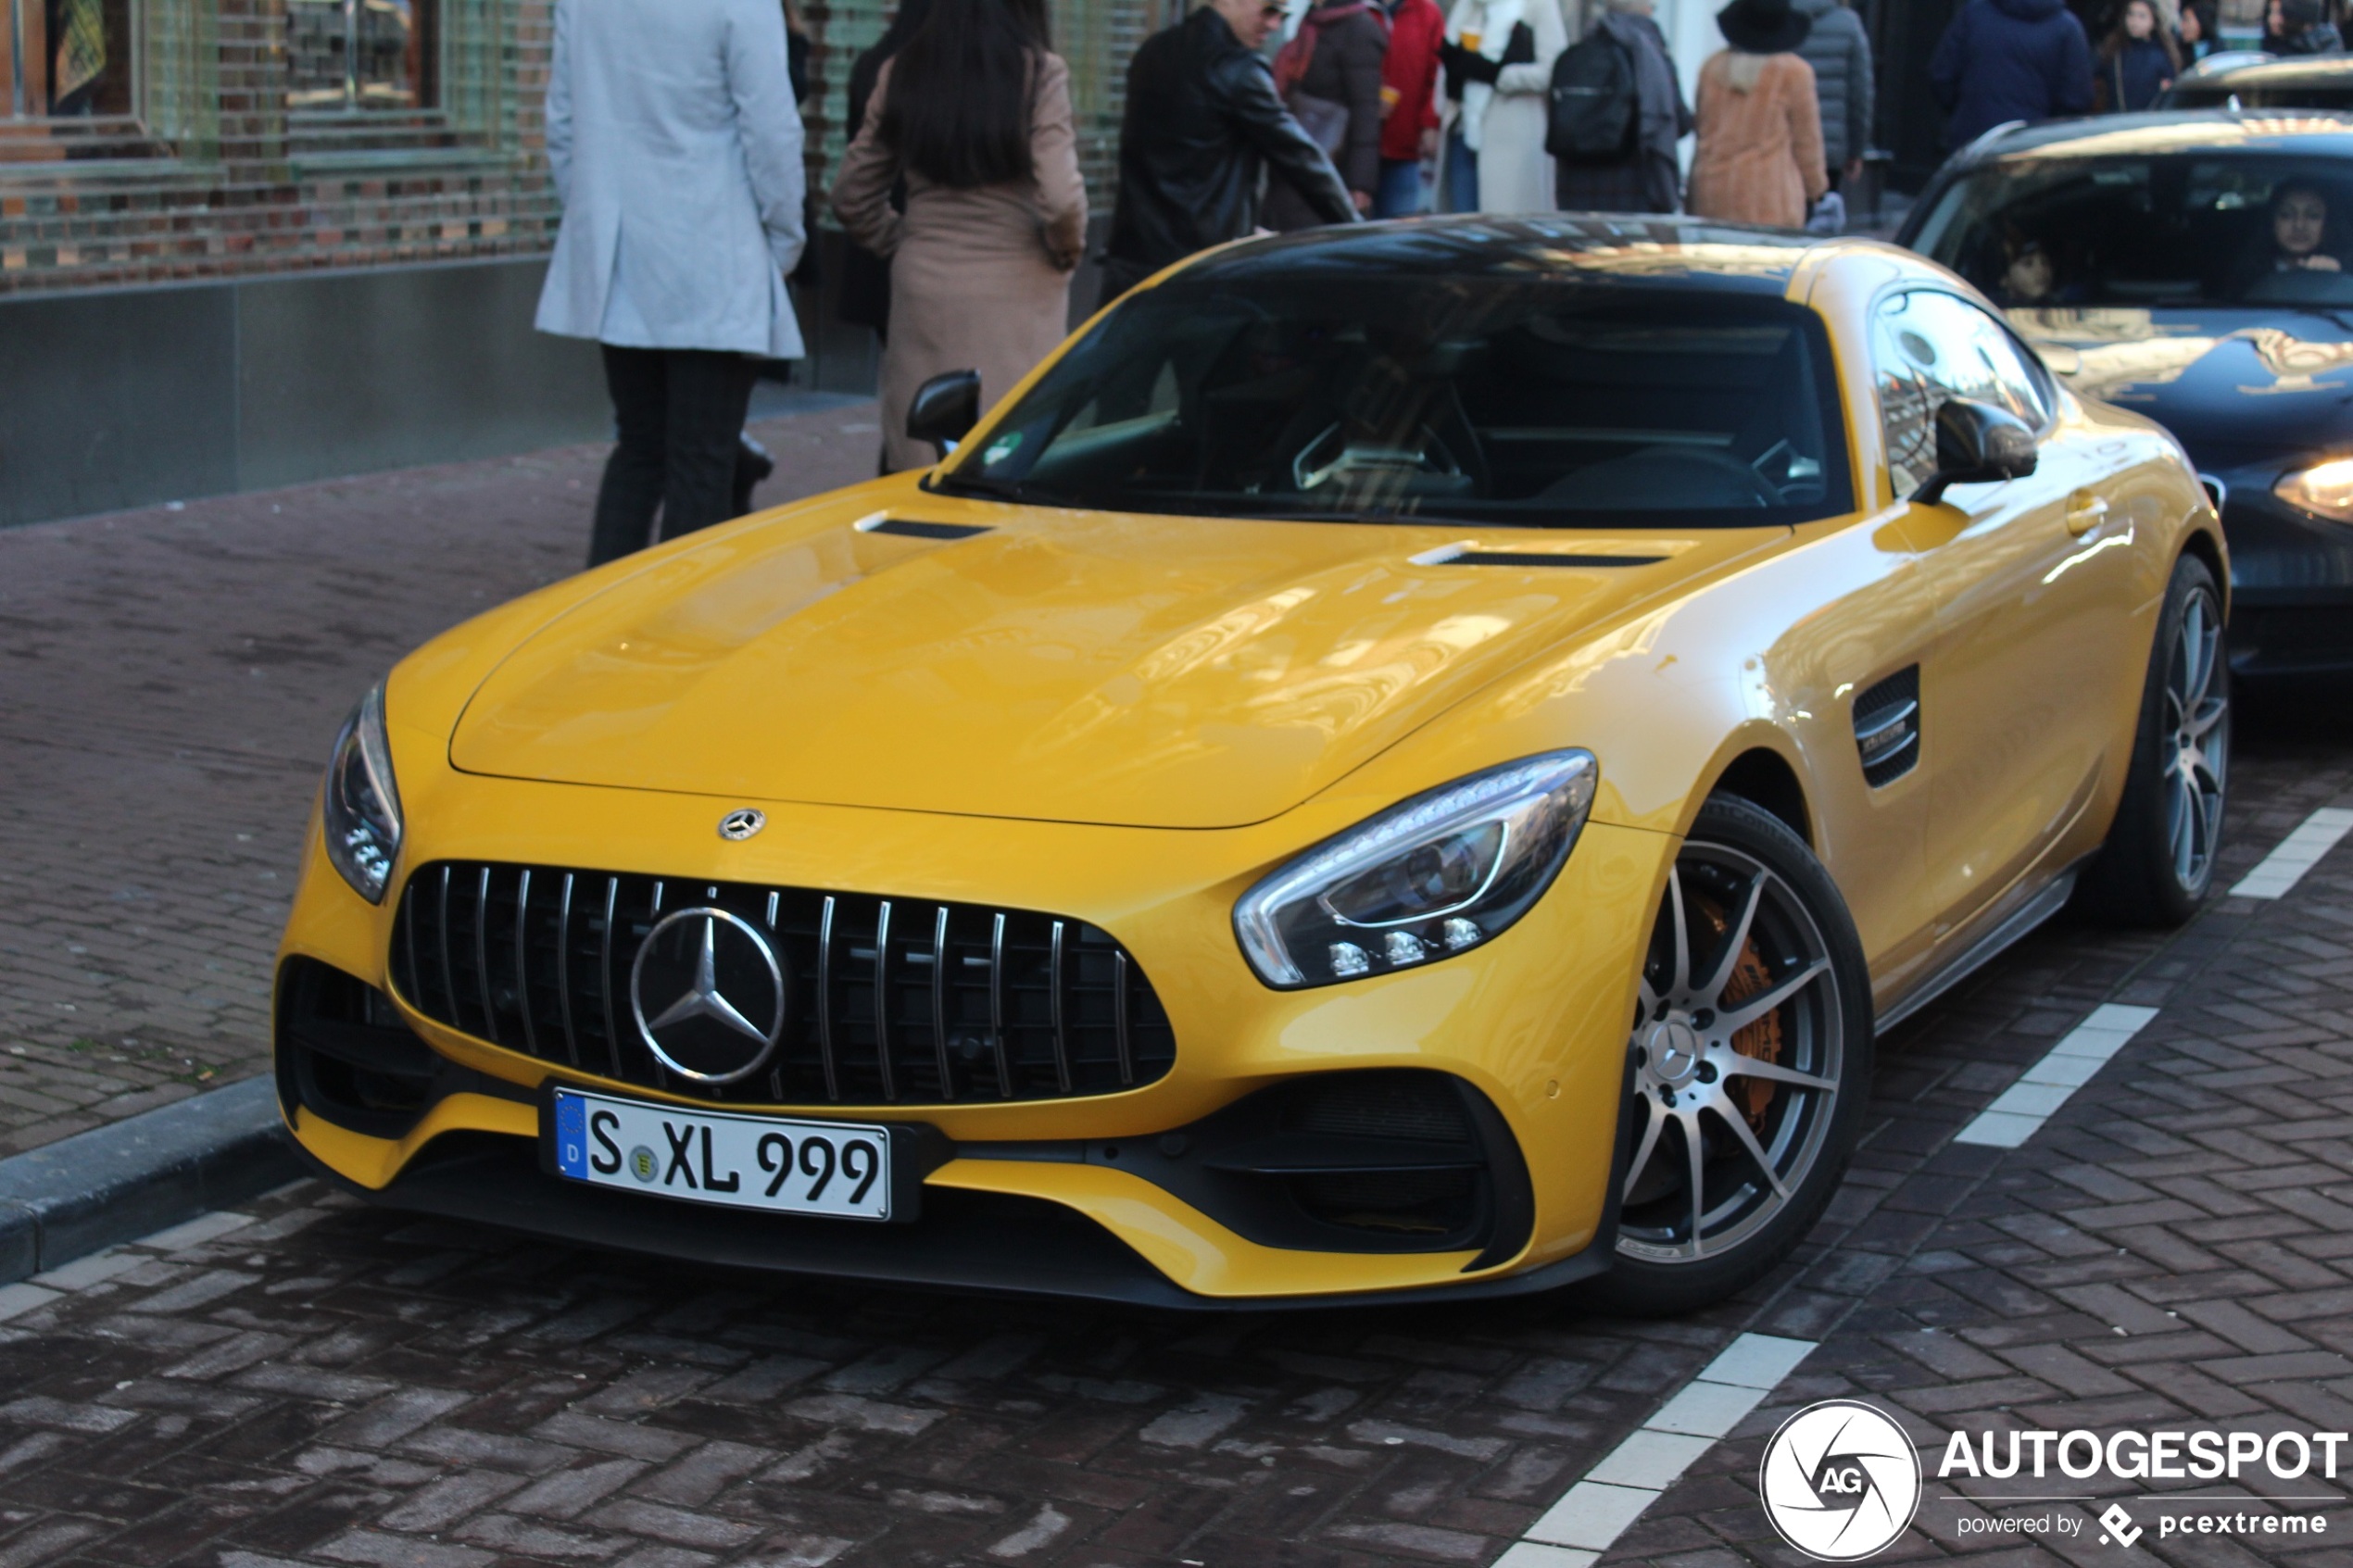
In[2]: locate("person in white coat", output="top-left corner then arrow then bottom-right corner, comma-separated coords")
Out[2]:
535,0 -> 808,567
1438,0 -> 1568,214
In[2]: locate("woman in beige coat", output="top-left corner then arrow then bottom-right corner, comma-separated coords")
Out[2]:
1686,0 -> 1828,231
832,0 -> 1086,473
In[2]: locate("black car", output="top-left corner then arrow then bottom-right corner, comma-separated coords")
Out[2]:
1901,113 -> 2353,677
2160,54 -> 2353,110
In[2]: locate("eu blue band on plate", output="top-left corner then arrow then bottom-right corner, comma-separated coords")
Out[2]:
555,1091 -> 587,1177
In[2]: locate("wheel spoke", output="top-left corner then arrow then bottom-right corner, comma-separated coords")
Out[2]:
1622,1093 -> 1667,1204
1717,958 -> 1831,1036
1721,1055 -> 1837,1092
1696,872 -> 1768,1010
1681,1109 -> 1707,1259
2166,774 -> 2194,882
1665,864 -> 1692,998
2186,696 -> 2227,740
1710,1100 -> 1792,1200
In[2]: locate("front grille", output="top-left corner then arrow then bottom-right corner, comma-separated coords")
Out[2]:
387,861 -> 1176,1107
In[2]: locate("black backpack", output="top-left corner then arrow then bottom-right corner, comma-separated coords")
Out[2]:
1547,31 -> 1639,165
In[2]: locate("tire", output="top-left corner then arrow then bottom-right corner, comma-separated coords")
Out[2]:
2074,554 -> 2231,928
1584,797 -> 1874,1317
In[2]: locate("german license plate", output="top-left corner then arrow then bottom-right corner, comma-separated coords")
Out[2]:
547,1087 -> 896,1222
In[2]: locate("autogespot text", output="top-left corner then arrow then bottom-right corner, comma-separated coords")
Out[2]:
1940,1428 -> 2351,1481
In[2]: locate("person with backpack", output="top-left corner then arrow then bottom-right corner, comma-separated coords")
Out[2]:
1552,0 -> 1690,215
1265,0 -> 1391,230
1793,0 -> 1871,195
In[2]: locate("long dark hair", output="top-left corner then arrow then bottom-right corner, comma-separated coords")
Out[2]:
2100,0 -> 2183,70
878,0 -> 1051,190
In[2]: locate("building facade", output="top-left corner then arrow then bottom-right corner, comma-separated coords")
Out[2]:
0,0 -> 1165,526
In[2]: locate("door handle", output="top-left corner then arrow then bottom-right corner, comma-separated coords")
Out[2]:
2065,493 -> 2109,536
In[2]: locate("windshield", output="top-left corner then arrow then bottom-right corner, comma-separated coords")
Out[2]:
936,280 -> 1853,528
1914,152 -> 2353,309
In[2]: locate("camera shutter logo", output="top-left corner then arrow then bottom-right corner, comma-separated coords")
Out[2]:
1758,1399 -> 1922,1561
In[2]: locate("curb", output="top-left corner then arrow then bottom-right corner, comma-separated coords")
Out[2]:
0,1076 -> 300,1284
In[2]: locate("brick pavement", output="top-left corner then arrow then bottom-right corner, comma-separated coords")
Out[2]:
0,399 -> 882,1156
0,705 -> 2347,1566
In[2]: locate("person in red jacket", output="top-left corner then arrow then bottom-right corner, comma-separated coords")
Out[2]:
1376,0 -> 1447,215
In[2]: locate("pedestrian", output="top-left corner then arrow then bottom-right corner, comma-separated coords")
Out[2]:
1376,0 -> 1449,217
1929,0 -> 2094,150
1552,0 -> 1691,216
832,0 -> 1087,475
2177,0 -> 2221,63
2096,0 -> 2180,108
536,0 -> 807,569
1793,0 -> 1871,194
1439,0 -> 1570,214
837,0 -> 937,351
1100,0 -> 1358,306
2269,0 -> 2346,54
1265,0 -> 1390,230
1686,0 -> 1827,230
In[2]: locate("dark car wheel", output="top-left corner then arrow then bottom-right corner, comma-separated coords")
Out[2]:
1587,797 -> 1873,1317
2076,554 -> 2231,928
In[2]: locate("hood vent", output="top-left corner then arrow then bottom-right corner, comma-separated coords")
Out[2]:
859,518 -> 991,541
1413,546 -> 1667,568
1854,666 -> 1921,788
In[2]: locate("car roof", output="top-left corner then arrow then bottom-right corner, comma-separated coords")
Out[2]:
1173,215 -> 1826,295
2181,55 -> 2353,88
1960,108 -> 2353,165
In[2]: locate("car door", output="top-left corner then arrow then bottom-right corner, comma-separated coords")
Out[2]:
1876,290 -> 2144,940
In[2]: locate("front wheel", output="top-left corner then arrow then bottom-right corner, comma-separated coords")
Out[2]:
1587,797 -> 1874,1316
2075,553 -> 2231,927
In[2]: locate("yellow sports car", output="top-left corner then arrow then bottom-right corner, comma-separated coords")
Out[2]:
276,218 -> 2227,1312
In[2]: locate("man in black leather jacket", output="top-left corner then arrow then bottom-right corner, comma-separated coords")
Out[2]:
1101,0 -> 1361,306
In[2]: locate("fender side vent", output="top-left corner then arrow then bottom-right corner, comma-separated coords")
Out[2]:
862,518 -> 991,541
1855,666 -> 1921,788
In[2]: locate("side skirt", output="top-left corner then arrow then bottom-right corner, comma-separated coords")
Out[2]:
1874,863 -> 2082,1035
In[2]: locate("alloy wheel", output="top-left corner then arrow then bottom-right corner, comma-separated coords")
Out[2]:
2163,583 -> 2230,896
1617,844 -> 1844,1265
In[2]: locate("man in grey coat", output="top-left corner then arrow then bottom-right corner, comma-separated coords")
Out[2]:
1793,0 -> 1872,193
535,0 -> 807,568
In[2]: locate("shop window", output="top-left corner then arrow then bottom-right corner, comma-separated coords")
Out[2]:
1,0 -> 136,124
289,0 -> 436,113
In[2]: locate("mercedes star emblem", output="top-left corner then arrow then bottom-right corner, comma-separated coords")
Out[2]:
718,808 -> 766,841
628,907 -> 786,1085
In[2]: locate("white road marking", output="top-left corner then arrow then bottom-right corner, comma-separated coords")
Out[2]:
1953,1003 -> 2159,1149
1505,1333 -> 1819,1564
2231,806 -> 2353,899
30,1248 -> 139,1291
0,1282 -> 60,1323
133,1210 -> 255,1251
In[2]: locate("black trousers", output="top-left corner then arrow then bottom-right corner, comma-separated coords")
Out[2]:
587,345 -> 761,568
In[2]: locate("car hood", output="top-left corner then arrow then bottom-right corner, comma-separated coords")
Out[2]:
447,497 -> 1777,829
2007,305 -> 2353,463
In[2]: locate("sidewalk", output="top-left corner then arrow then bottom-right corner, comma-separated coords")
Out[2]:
0,395 -> 883,1157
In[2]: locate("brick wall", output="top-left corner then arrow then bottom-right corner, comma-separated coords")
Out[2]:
0,0 -> 1160,298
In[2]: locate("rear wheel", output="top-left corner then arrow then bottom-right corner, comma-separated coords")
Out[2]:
2076,554 -> 2231,927
1588,797 -> 1873,1316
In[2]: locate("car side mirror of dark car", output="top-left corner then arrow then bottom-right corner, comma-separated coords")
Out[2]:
907,370 -> 983,459
1912,397 -> 2039,507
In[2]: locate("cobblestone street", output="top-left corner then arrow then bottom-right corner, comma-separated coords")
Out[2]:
2,570 -> 2350,1565
0,399 -> 880,1157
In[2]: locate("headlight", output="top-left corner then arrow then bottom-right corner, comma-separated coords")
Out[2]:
1234,751 -> 1598,990
2275,458 -> 2353,522
322,683 -> 403,903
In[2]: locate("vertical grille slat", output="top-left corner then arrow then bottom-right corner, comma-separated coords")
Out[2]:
386,861 -> 1175,1108
555,872 -> 581,1068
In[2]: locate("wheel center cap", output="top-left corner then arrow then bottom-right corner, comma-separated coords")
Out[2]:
1646,1019 -> 1705,1085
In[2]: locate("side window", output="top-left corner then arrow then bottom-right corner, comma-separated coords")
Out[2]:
1874,292 -> 2052,494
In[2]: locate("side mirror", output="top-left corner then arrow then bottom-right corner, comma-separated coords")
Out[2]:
907,370 -> 982,458
1912,397 -> 2039,507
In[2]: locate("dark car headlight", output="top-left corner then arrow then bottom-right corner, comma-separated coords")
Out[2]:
322,684 -> 404,904
2274,458 -> 2353,523
1234,751 -> 1598,990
